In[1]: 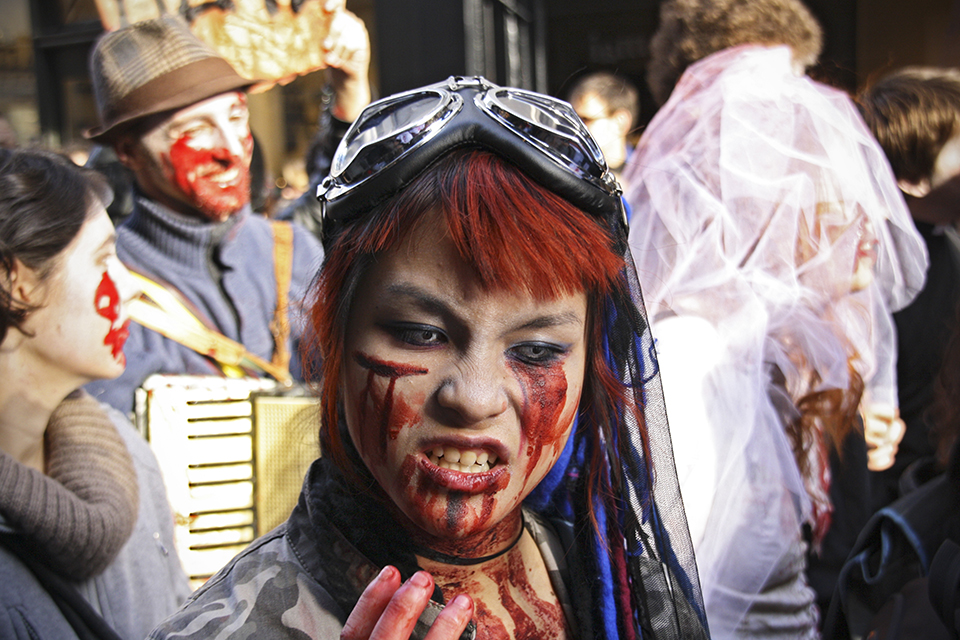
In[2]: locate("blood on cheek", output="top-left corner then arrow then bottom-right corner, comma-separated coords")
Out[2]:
507,360 -> 570,481
353,352 -> 429,465
95,271 -> 129,363
165,133 -> 252,209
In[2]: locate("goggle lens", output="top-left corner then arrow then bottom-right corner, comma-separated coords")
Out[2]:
332,89 -> 460,186
479,88 -> 607,184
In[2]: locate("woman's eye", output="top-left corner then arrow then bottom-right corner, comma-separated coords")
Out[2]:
510,343 -> 565,365
390,325 -> 447,347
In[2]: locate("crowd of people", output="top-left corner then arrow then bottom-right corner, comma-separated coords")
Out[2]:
0,0 -> 958,638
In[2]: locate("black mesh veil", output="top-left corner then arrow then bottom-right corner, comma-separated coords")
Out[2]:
616,228 -> 710,638
539,211 -> 710,639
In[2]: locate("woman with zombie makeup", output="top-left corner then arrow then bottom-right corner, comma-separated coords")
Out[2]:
0,148 -> 191,640
148,76 -> 709,640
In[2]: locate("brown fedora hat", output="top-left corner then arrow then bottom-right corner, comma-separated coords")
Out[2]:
85,15 -> 256,143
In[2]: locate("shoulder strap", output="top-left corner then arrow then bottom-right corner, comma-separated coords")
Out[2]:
269,220 -> 294,374
128,271 -> 293,385
0,534 -> 124,640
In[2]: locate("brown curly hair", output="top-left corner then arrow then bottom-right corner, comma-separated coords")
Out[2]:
647,0 -> 823,105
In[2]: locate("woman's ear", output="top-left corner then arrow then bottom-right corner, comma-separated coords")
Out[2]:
7,258 -> 46,307
898,177 -> 931,198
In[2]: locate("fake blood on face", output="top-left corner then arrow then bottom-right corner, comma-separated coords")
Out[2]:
507,359 -> 570,480
166,133 -> 252,220
398,452 -> 508,552
95,271 -> 129,364
446,491 -> 467,531
354,351 -> 428,464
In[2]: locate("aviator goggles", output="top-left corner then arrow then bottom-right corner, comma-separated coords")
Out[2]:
317,76 -> 626,246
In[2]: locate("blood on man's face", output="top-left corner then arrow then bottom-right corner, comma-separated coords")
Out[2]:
129,92 -> 253,222
342,211 -> 588,555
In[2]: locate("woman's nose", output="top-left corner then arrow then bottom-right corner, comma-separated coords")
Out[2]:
435,357 -> 509,426
110,260 -> 142,306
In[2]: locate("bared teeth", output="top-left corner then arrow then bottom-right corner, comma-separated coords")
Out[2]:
429,446 -> 497,473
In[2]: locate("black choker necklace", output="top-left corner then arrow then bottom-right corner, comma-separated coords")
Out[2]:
414,513 -> 526,566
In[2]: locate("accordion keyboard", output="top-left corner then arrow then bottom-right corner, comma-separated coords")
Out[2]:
136,375 -> 319,589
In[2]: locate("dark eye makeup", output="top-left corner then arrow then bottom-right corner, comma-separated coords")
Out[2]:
509,342 -> 568,367
385,323 -> 448,347
382,322 -> 571,366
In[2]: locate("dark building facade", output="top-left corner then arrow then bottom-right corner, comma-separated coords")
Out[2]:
3,0 -> 958,174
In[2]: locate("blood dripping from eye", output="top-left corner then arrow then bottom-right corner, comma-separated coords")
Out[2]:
95,271 -> 129,363
507,360 -> 569,481
354,352 -> 428,464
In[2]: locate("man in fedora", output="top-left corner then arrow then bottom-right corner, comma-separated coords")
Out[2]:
82,15 -> 339,413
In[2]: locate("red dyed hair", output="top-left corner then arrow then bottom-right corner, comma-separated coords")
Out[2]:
309,150 -> 626,481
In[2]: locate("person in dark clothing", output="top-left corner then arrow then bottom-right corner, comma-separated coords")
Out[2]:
149,76 -> 710,640
857,66 -> 960,511
824,300 -> 960,639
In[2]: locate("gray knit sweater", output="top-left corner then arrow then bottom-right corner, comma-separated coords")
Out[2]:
0,400 -> 191,640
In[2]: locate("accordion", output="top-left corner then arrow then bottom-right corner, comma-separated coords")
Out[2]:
135,375 -> 319,588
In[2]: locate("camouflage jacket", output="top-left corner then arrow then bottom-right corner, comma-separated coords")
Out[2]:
148,463 -> 575,640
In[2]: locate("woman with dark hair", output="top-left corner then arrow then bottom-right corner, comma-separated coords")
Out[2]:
0,148 -> 190,639
149,76 -> 708,640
